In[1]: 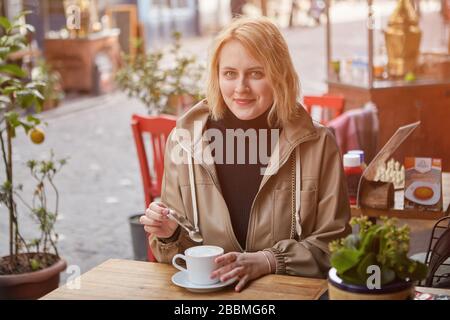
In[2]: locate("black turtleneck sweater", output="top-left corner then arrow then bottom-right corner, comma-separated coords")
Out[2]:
207,108 -> 274,249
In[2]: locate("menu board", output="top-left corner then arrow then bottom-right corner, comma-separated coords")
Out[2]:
363,121 -> 420,181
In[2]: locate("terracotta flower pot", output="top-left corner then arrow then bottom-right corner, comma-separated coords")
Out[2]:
0,253 -> 67,300
327,268 -> 414,300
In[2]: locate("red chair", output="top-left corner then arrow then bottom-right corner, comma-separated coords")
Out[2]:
131,113 -> 177,261
303,94 -> 345,125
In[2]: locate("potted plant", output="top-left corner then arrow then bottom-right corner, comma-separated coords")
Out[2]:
115,31 -> 205,116
31,59 -> 64,111
116,32 -> 205,260
0,12 -> 67,299
328,216 -> 428,300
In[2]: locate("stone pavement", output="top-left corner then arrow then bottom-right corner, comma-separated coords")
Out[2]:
0,5 -> 445,285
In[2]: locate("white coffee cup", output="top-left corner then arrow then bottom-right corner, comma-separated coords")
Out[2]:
172,245 -> 224,285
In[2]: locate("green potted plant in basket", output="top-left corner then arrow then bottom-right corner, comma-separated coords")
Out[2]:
0,12 -> 67,299
115,31 -> 205,116
328,216 -> 428,300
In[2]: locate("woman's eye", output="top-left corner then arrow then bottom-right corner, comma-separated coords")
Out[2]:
250,71 -> 263,79
223,71 -> 236,78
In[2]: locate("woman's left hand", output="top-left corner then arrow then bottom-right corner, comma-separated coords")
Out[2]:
211,251 -> 272,292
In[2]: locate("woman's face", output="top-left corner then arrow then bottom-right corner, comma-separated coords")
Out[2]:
218,40 -> 274,120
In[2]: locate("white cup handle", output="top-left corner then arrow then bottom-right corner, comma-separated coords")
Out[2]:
172,254 -> 187,272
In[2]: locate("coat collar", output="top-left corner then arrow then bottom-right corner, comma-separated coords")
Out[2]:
174,99 -> 319,179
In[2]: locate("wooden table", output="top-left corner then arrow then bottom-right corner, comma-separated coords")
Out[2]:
351,172 -> 450,220
42,259 -> 327,300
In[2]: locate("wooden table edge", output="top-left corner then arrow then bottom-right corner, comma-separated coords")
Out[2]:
41,259 -> 329,300
351,206 -> 449,220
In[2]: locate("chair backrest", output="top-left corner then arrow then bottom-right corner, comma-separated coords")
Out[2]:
131,114 -> 177,208
424,215 -> 450,287
131,114 -> 176,263
303,94 -> 345,125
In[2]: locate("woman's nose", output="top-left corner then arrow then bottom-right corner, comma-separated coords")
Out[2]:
235,79 -> 250,93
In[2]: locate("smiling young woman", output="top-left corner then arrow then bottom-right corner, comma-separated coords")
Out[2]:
141,16 -> 351,292
217,39 -> 273,121
206,16 -> 300,128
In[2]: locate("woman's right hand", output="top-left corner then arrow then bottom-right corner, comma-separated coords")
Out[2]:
139,202 -> 178,239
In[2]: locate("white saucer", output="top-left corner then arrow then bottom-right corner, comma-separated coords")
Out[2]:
171,271 -> 237,293
405,181 -> 440,206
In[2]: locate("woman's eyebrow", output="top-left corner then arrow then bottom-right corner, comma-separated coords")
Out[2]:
220,66 -> 264,71
246,67 -> 264,71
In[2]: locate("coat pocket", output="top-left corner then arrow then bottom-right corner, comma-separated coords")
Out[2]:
299,189 -> 318,237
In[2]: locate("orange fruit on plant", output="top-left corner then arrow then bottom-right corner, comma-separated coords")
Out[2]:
29,128 -> 45,144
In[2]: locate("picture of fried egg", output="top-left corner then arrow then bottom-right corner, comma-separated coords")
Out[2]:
405,182 -> 440,206
413,186 -> 434,200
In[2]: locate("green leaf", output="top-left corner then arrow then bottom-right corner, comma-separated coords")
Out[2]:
0,17 -> 12,31
30,258 -> 40,271
356,252 -> 377,281
409,261 -> 428,281
330,248 -> 363,274
17,93 -> 35,108
19,120 -> 32,134
26,115 -> 41,125
2,180 -> 12,191
340,268 -> 366,286
0,74 -> 12,85
2,85 -> 19,95
398,260 -> 428,282
359,227 -> 379,253
35,99 -> 43,112
27,80 -> 46,88
31,89 -> 44,100
8,43 -> 26,54
0,63 -> 26,77
5,112 -> 20,127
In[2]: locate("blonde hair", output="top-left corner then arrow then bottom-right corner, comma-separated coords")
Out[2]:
206,16 -> 300,128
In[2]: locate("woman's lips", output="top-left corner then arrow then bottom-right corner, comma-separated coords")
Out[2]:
234,98 -> 255,106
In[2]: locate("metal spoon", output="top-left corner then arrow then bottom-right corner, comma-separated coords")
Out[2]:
167,209 -> 203,243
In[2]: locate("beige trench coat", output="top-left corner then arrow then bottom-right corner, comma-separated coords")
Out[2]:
150,100 -> 351,278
